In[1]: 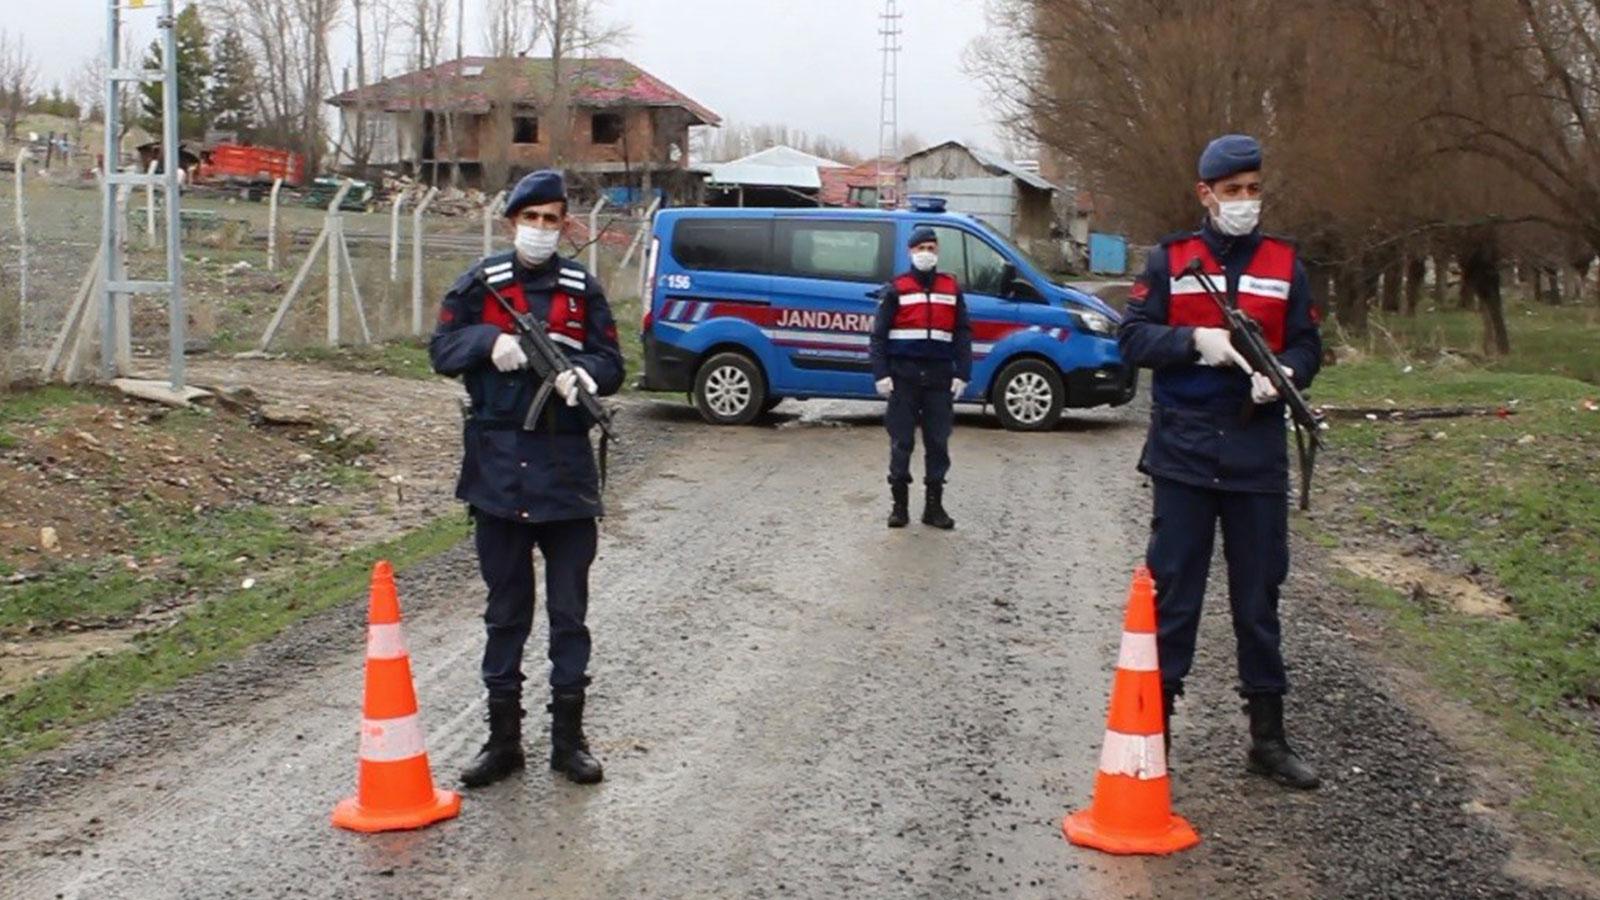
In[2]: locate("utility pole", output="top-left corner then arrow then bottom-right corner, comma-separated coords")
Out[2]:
877,0 -> 902,209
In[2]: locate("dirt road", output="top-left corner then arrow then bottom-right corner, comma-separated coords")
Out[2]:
1,399 -> 1162,899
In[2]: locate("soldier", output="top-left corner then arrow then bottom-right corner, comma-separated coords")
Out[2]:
429,170 -> 624,787
1118,135 -> 1324,790
869,227 -> 974,530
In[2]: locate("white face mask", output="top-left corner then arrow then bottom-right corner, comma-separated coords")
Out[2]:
910,250 -> 938,272
515,224 -> 561,265
1210,198 -> 1261,236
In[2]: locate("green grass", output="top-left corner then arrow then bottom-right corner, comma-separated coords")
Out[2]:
285,341 -> 440,382
1357,299 -> 1600,385
0,513 -> 470,771
1311,358 -> 1600,861
0,504 -> 308,631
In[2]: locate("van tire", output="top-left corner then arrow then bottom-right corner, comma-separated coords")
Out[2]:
760,396 -> 785,414
992,359 -> 1065,432
693,352 -> 767,425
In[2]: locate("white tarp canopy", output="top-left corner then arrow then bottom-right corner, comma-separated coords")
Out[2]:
705,162 -> 823,190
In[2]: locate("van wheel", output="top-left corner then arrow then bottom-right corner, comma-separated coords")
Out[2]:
992,359 -> 1065,432
693,352 -> 767,425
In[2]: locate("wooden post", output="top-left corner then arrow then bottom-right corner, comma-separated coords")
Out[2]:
411,186 -> 438,335
587,196 -> 608,272
482,190 -> 506,257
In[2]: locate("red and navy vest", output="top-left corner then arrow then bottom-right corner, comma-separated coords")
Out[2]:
1164,236 -> 1294,352
479,256 -> 589,351
886,272 -> 961,356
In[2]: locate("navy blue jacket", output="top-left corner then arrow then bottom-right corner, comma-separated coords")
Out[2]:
868,269 -> 974,382
430,252 -> 625,524
1118,221 -> 1322,494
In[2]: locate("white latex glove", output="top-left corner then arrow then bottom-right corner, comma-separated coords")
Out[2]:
951,378 -> 967,400
554,367 -> 598,406
875,377 -> 894,398
1250,365 -> 1294,405
491,333 -> 528,372
1193,327 -> 1252,372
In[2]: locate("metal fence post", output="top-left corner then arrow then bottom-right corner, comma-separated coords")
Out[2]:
587,196 -> 608,273
411,186 -> 438,335
389,191 -> 406,282
267,177 -> 283,272
481,190 -> 506,258
14,150 -> 28,343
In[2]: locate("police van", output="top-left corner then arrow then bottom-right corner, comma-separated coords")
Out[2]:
637,197 -> 1137,431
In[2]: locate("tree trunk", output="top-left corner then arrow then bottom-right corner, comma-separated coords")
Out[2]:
1532,264 -> 1546,304
1379,255 -> 1403,313
1462,244 -> 1510,355
1403,255 -> 1426,316
1456,254 -> 1477,310
1304,258 -> 1333,324
1432,253 -> 1448,306
1333,263 -> 1371,338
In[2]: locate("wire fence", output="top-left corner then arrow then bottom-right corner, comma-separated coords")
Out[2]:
0,164 -> 652,388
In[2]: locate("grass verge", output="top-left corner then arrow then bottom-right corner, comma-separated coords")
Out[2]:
0,513 -> 469,772
1308,357 -> 1600,863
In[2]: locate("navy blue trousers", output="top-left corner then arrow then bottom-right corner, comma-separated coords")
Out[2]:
1145,477 -> 1289,697
472,510 -> 596,701
885,368 -> 954,485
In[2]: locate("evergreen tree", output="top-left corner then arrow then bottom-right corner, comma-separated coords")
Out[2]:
140,3 -> 210,139
208,28 -> 256,137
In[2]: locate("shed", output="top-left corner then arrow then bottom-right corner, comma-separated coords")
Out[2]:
703,144 -> 845,207
902,140 -> 1059,244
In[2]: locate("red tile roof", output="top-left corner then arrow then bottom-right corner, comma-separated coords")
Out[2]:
327,56 -> 721,126
820,160 -> 905,206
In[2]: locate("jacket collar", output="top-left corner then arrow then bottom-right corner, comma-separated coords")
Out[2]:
1199,216 -> 1261,263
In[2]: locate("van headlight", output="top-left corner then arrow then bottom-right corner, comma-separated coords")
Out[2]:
1075,311 -> 1115,336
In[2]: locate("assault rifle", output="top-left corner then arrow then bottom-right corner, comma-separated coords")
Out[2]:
476,273 -> 618,483
1181,259 -> 1326,510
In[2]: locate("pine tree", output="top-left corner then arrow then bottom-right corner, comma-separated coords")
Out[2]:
208,28 -> 256,137
140,2 -> 210,139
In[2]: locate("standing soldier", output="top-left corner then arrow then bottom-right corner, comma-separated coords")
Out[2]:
429,170 -> 624,787
1118,135 -> 1324,790
870,227 -> 973,530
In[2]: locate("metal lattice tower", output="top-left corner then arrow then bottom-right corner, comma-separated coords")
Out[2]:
876,0 -> 902,209
102,0 -> 185,389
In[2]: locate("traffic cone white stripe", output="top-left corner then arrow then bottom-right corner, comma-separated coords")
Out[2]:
365,622 -> 408,660
1098,728 -> 1168,780
358,713 -> 428,763
1115,630 -> 1159,672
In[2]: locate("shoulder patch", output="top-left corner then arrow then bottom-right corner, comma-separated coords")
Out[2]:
1129,277 -> 1150,302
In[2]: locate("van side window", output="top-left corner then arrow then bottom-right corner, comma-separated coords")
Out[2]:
672,219 -> 773,274
927,226 -> 970,285
775,220 -> 895,283
964,236 -> 1009,296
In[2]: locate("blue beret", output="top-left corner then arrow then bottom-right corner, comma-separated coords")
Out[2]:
505,169 -> 567,217
1198,134 -> 1262,182
908,226 -> 938,248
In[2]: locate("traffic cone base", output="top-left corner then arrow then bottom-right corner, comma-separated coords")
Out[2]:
332,561 -> 461,833
1064,806 -> 1199,856
333,786 -> 460,833
1064,567 -> 1199,856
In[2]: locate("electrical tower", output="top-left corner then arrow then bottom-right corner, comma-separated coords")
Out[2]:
102,0 -> 185,389
876,0 -> 902,209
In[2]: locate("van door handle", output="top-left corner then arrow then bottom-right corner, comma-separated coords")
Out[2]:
863,290 -> 881,299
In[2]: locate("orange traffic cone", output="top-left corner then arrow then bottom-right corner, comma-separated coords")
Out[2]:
332,561 -> 461,833
1063,566 -> 1199,855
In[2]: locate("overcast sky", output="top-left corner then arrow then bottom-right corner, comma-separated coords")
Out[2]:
22,0 -> 1002,155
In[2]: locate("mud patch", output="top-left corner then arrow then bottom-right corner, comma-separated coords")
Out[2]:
1334,549 -> 1515,618
0,629 -> 137,694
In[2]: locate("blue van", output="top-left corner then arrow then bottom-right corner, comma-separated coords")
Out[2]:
636,198 -> 1137,431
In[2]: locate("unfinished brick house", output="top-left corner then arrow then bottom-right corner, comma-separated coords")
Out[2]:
328,56 -> 721,201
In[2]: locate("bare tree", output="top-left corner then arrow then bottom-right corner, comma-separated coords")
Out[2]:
0,29 -> 37,144
221,0 -> 340,170
533,0 -> 630,165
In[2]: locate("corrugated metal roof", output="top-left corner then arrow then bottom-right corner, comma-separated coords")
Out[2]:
725,145 -> 849,169
327,56 -> 721,126
705,162 -> 822,189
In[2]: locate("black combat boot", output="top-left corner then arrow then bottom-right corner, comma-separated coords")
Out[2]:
888,482 -> 910,528
549,689 -> 604,784
922,483 -> 955,530
1245,694 -> 1320,790
1162,687 -> 1178,760
460,697 -> 525,788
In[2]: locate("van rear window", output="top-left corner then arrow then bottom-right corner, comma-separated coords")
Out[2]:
671,219 -> 773,274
